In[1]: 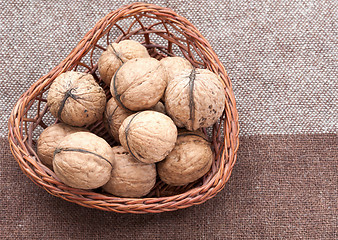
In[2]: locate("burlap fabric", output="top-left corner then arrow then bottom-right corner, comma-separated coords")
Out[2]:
1,1 -> 337,239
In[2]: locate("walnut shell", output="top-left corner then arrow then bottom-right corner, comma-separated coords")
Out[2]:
47,71 -> 106,127
53,132 -> 114,189
160,57 -> 193,83
165,68 -> 225,131
151,101 -> 166,115
157,131 -> 213,186
103,146 -> 156,197
104,99 -> 166,143
111,58 -> 167,111
104,98 -> 133,143
37,123 -> 88,169
119,111 -> 177,164
98,40 -> 150,86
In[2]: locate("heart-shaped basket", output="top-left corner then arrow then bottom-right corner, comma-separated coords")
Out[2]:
8,2 -> 239,213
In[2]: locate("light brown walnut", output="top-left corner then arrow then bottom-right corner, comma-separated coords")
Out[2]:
103,146 -> 156,198
104,98 -> 133,143
151,101 -> 166,115
165,68 -> 225,131
160,56 -> 193,83
157,131 -> 213,186
53,132 -> 114,189
111,58 -> 167,111
104,99 -> 166,143
119,111 -> 177,164
47,71 -> 106,127
98,40 -> 150,86
37,123 -> 88,169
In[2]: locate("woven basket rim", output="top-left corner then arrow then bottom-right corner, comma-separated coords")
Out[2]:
8,2 -> 239,213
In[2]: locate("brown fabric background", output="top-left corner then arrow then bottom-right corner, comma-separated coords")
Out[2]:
1,134 -> 337,239
1,0 -> 337,239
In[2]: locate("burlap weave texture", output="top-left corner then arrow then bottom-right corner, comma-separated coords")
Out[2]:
0,0 -> 337,136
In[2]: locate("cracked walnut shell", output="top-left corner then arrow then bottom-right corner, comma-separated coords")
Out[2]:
111,58 -> 167,111
165,68 -> 225,131
47,71 -> 106,127
119,111 -> 177,164
53,132 -> 114,189
103,146 -> 156,198
98,40 -> 150,86
157,131 -> 213,186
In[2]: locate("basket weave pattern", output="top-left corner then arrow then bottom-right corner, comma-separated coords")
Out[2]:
8,2 -> 239,213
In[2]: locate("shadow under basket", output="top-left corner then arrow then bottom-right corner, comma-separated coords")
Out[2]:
8,2 -> 239,213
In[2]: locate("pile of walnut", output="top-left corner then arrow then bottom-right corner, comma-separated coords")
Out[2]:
38,40 -> 225,198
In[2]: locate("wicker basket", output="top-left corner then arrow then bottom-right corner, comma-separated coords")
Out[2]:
8,2 -> 239,213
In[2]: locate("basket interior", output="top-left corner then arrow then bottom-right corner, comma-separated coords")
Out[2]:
21,12 -> 227,198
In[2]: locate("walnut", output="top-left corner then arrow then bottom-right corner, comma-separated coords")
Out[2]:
104,98 -> 133,143
165,68 -> 225,131
111,58 -> 167,111
119,111 -> 177,163
103,146 -> 156,197
37,123 -> 88,169
47,71 -> 106,127
151,101 -> 166,114
53,132 -> 114,189
160,56 -> 193,83
104,99 -> 166,143
157,131 -> 213,186
98,40 -> 150,86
